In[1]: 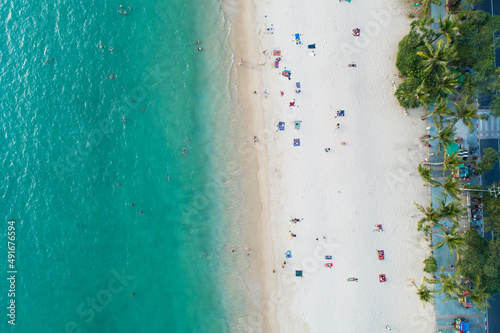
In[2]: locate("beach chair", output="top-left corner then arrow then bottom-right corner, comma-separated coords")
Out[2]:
274,60 -> 279,68
278,122 -> 285,131
294,139 -> 300,146
294,120 -> 302,129
378,250 -> 384,260
294,33 -> 301,45
295,82 -> 301,93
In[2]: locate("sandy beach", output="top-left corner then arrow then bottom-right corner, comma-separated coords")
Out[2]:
232,0 -> 438,331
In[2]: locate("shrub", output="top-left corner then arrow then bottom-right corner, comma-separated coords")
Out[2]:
394,77 -> 423,109
423,255 -> 438,273
396,31 -> 425,78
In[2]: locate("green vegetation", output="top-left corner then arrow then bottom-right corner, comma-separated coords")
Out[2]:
396,31 -> 425,78
395,11 -> 500,119
413,279 -> 435,307
423,255 -> 438,273
484,185 -> 500,235
477,148 -> 500,174
398,6 -> 500,311
458,230 -> 500,293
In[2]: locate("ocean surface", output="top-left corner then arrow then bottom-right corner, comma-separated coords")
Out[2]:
0,0 -> 254,332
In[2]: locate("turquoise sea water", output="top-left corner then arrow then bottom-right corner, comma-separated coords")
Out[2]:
0,0 -> 251,331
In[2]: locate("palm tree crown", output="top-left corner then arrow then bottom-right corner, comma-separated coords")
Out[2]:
449,96 -> 478,133
439,175 -> 463,199
413,279 -> 435,307
417,38 -> 457,75
433,224 -> 466,254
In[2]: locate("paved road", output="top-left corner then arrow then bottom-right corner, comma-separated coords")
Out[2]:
474,2 -> 500,332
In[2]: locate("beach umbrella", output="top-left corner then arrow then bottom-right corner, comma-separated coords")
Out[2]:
446,142 -> 460,155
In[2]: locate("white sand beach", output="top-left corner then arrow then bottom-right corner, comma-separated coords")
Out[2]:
233,0 -> 438,331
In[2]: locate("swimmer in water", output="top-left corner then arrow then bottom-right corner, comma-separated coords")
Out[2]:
194,40 -> 201,44
198,47 -> 202,51
110,75 -> 115,80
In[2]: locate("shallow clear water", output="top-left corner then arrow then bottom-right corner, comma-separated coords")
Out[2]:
0,0 -> 246,331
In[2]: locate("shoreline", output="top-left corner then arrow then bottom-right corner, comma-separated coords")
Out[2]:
226,0 -> 279,331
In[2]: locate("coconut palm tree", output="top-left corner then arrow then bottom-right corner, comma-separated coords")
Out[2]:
433,224 -> 466,254
413,279 -> 435,307
435,14 -> 460,42
423,152 -> 462,174
439,175 -> 463,199
411,17 -> 439,42
447,96 -> 478,133
420,97 -> 453,121
467,276 -> 491,312
427,267 -> 465,302
414,201 -> 444,231
418,164 -> 440,186
433,69 -> 460,97
417,38 -> 457,75
436,195 -> 465,222
426,120 -> 456,155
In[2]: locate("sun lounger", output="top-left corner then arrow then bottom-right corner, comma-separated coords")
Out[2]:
278,122 -> 285,131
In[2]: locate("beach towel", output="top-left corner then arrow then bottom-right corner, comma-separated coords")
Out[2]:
294,139 -> 300,146
273,49 -> 281,56
278,122 -> 285,131
295,33 -> 301,45
274,60 -> 279,68
307,44 -> 315,49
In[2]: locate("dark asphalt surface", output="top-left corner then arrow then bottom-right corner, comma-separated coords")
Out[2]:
474,2 -> 500,331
